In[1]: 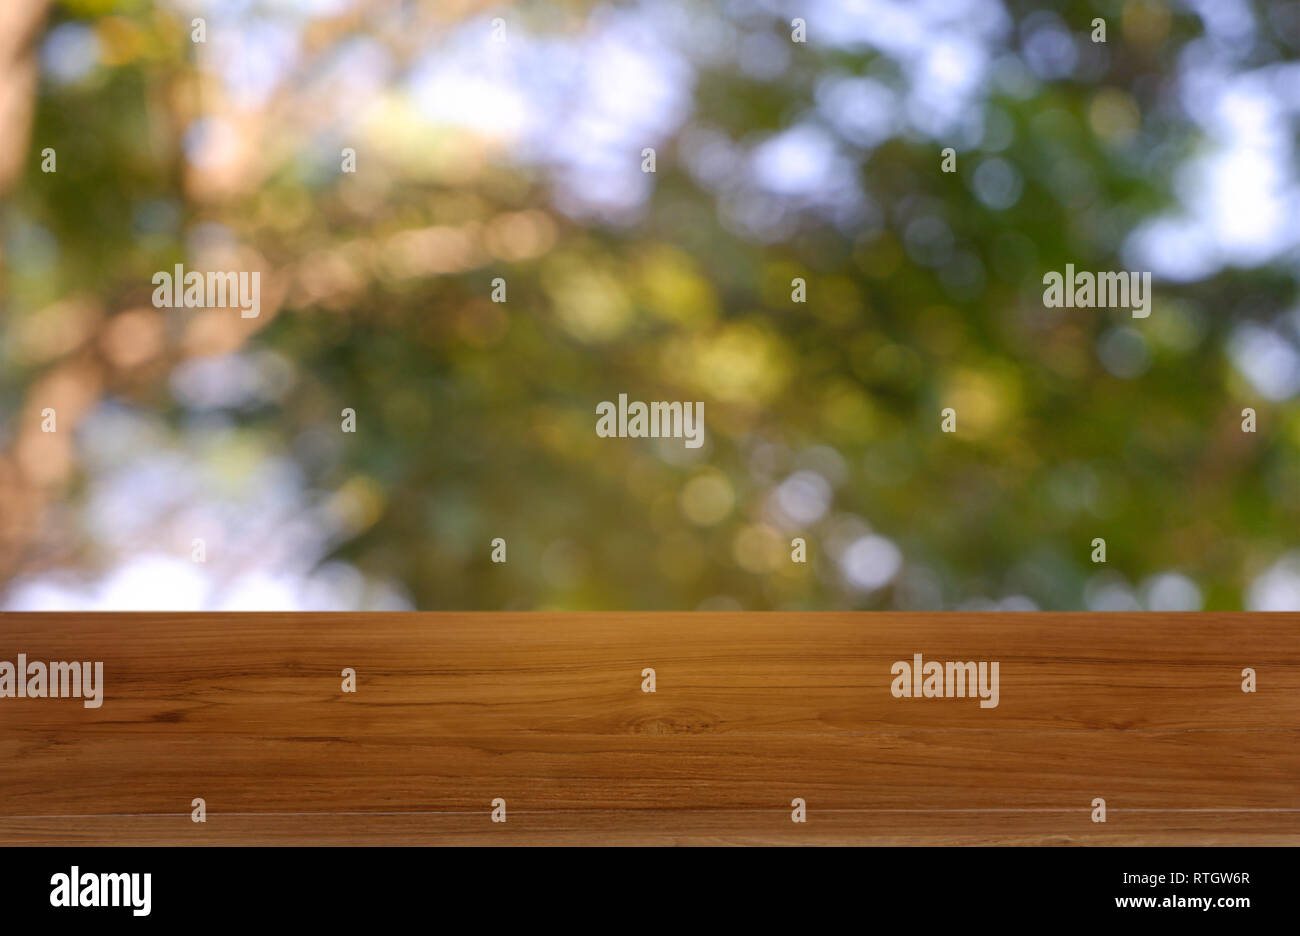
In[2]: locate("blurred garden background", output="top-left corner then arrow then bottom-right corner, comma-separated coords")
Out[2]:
0,0 -> 1297,611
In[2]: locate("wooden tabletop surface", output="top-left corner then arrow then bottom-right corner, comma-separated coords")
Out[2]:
1,612 -> 1297,845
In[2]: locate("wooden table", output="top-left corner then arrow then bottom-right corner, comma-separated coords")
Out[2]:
2,612 -> 1297,845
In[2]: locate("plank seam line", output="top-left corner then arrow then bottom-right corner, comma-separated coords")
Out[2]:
6,807 -> 1300,819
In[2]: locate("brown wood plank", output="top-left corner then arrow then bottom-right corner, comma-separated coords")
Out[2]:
3,810 -> 1298,847
4,730 -> 1300,811
1,612 -> 1297,844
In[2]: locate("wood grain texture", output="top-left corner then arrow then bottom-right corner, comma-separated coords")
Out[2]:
1,612 -> 1297,845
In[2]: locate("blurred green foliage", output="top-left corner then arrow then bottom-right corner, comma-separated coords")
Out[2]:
1,0 -> 1297,610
